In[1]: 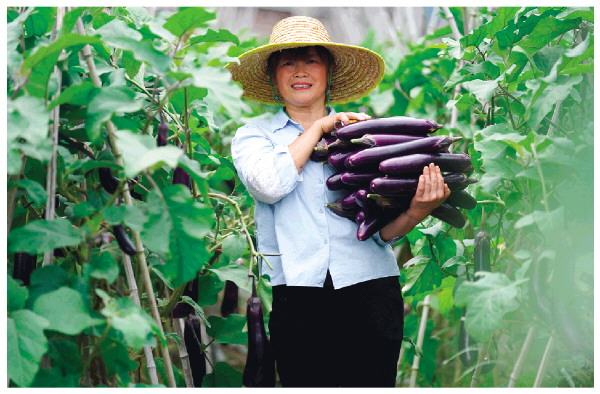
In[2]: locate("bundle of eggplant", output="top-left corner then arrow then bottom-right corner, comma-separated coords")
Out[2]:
311,116 -> 477,241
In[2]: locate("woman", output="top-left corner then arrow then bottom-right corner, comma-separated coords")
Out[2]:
227,16 -> 450,387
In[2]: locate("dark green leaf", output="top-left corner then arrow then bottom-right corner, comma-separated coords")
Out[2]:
189,28 -> 239,45
8,218 -> 83,254
402,255 -> 444,296
49,81 -> 96,110
23,7 -> 55,37
7,310 -> 49,387
27,266 -> 70,308
32,287 -> 104,335
8,275 -> 29,313
205,314 -> 247,345
201,361 -> 243,388
454,272 -> 526,342
142,185 -> 215,287
163,8 -> 216,37
87,252 -> 120,284
12,179 -> 47,207
519,16 -> 582,56
197,272 -> 225,306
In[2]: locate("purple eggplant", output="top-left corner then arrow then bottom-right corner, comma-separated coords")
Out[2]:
328,149 -> 362,170
446,190 -> 477,210
370,173 -> 476,196
431,203 -> 466,228
340,171 -> 381,188
173,166 -> 191,189
333,116 -> 442,140
112,225 -> 137,256
98,167 -> 143,200
355,210 -> 366,224
243,276 -> 276,387
341,191 -> 359,210
12,252 -> 37,286
379,153 -> 473,175
345,136 -> 462,169
157,115 -> 169,147
220,280 -> 239,317
325,200 -> 360,221
350,133 -> 425,148
354,189 -> 369,208
184,313 -> 207,387
366,194 -> 412,209
326,173 -> 346,191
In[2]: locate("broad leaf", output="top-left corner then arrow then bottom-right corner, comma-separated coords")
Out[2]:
191,66 -> 246,119
189,28 -> 239,45
8,218 -> 83,254
402,255 -> 444,296
11,179 -> 47,207
163,8 -> 216,37
87,252 -> 120,284
202,362 -> 243,388
205,314 -> 248,345
115,130 -> 183,178
142,185 -> 215,286
33,287 -> 104,335
519,16 -> 582,57
7,310 -> 49,387
97,290 -> 161,350
8,275 -> 29,313
454,272 -> 526,342
209,264 -> 252,293
7,96 -> 52,175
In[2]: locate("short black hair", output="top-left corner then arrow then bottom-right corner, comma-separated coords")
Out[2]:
266,45 -> 333,81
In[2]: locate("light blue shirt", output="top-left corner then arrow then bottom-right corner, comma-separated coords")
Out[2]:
231,108 -> 400,289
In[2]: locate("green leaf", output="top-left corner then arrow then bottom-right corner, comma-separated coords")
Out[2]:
460,7 -> 520,48
49,81 -> 96,110
435,277 -> 457,318
401,255 -> 444,296
87,252 -> 120,284
8,275 -> 29,313
7,310 -> 50,387
454,272 -> 526,342
115,130 -> 183,178
8,218 -> 83,254
197,272 -> 225,306
527,75 -> 583,129
7,96 -> 52,174
163,8 -> 216,37
102,204 -> 148,231
86,86 -> 145,144
190,66 -> 246,119
209,264 -> 252,293
97,290 -> 161,350
11,179 -> 47,207
201,361 -> 243,388
22,33 -> 106,72
32,287 -> 104,335
189,28 -> 240,45
27,266 -> 70,308
205,314 -> 248,345
462,77 -> 502,103
178,296 -> 211,327
220,234 -> 247,262
142,185 -> 215,287
518,16 -> 582,57
95,18 -> 171,73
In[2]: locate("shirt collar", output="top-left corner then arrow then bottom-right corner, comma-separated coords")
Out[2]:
270,107 -> 336,133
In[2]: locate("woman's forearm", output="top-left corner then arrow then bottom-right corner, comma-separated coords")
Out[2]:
288,124 -> 323,173
379,209 -> 425,242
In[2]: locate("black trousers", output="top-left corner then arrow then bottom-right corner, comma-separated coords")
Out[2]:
268,272 -> 404,387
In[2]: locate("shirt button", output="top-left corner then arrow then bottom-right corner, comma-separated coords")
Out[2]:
318,179 -> 323,184
319,208 -> 323,213
324,239 -> 328,244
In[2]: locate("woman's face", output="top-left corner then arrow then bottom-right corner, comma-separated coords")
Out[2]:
274,47 -> 329,110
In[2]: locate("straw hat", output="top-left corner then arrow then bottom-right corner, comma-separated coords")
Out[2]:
226,16 -> 385,105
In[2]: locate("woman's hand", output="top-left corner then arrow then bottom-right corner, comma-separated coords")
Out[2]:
317,112 -> 371,135
378,163 -> 451,242
406,163 -> 451,222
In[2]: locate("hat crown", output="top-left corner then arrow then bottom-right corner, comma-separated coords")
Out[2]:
269,16 -> 331,44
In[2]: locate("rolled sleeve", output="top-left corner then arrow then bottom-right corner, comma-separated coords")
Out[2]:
372,231 -> 403,247
232,124 -> 301,204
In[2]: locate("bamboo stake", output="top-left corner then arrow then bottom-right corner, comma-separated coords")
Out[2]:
42,7 -> 65,267
442,7 -> 465,130
173,318 -> 194,387
75,17 -> 176,388
409,295 -> 431,387
508,326 -> 536,387
534,336 -> 553,387
123,254 -> 159,386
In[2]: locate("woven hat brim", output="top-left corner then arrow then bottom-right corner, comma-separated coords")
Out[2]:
226,41 -> 385,106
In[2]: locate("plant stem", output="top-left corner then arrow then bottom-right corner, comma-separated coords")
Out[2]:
508,326 -> 536,387
173,317 -> 194,387
42,7 -> 66,267
409,295 -> 431,388
534,335 -> 553,387
76,17 -> 176,388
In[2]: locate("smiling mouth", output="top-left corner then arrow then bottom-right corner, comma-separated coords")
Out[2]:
291,83 -> 312,90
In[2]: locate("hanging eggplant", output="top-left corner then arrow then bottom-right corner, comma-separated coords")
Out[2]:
184,313 -> 207,387
243,276 -> 276,387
